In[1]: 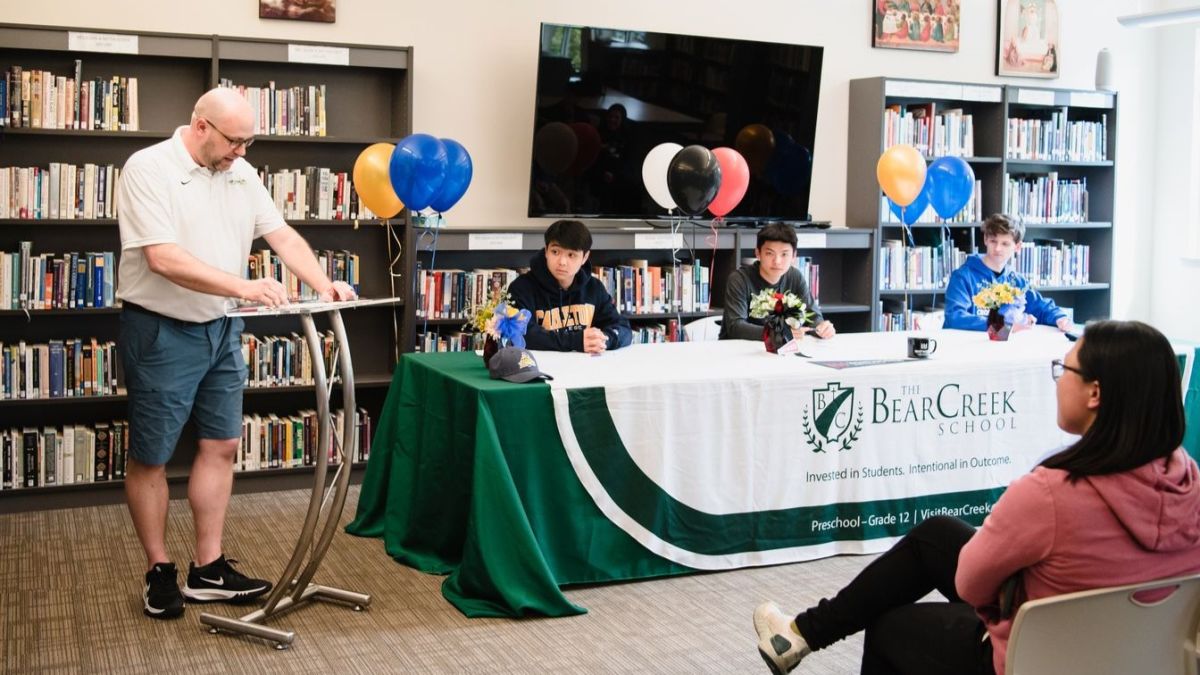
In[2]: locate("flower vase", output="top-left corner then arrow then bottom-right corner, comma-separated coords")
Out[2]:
762,316 -> 790,353
482,334 -> 500,365
986,308 -> 1012,342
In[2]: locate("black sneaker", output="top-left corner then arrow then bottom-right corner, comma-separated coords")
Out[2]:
182,555 -> 273,604
143,562 -> 185,620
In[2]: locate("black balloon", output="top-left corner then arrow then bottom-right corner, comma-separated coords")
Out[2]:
667,145 -> 722,216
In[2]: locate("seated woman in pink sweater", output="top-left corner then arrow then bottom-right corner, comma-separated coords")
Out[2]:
752,319 -> 1200,675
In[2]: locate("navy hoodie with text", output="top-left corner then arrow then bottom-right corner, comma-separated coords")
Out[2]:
507,250 -> 633,352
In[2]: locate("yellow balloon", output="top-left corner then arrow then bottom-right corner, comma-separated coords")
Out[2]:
353,143 -> 404,218
876,144 -> 927,207
735,124 -> 775,177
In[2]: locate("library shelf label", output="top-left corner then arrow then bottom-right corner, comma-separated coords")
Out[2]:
1070,92 -> 1113,109
468,233 -> 524,250
634,232 -> 684,250
287,43 -> 349,66
1015,89 -> 1056,106
796,232 -> 827,249
961,85 -> 1002,103
68,31 -> 138,54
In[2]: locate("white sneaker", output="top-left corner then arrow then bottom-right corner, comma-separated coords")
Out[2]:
753,601 -> 811,674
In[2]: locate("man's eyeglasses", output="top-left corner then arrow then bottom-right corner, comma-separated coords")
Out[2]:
202,117 -> 254,149
1050,359 -> 1087,382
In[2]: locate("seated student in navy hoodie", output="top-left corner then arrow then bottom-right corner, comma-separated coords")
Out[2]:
944,213 -> 1072,331
507,219 -> 633,354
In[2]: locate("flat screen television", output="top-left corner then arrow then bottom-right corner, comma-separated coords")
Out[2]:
528,23 -> 824,222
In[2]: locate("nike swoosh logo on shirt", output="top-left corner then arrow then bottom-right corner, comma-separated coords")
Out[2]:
198,576 -> 225,586
180,178 -> 192,185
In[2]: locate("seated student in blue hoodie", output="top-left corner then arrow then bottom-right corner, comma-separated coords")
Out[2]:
944,213 -> 1072,331
507,219 -> 633,354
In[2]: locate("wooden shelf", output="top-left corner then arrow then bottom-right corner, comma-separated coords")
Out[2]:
849,77 -> 1116,329
0,307 -> 121,316
1005,158 -> 1114,168
0,23 -> 411,513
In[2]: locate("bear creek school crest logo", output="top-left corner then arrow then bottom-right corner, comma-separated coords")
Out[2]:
802,382 -> 865,452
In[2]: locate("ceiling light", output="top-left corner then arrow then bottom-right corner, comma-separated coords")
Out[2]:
1118,6 -> 1200,28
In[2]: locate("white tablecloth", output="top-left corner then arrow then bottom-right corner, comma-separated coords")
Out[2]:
537,327 -> 1077,570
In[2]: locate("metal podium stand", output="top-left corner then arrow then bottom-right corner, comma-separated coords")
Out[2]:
199,297 -> 398,649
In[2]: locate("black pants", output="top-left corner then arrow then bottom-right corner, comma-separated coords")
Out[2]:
794,516 -> 994,675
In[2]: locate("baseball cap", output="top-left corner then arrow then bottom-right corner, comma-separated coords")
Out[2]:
488,346 -> 554,383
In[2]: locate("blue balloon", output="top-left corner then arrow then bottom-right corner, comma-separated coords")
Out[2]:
428,139 -> 473,213
887,175 -> 931,225
389,134 -> 448,212
926,156 -> 976,219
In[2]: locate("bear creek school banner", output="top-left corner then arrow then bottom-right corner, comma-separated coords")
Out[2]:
541,334 -> 1075,570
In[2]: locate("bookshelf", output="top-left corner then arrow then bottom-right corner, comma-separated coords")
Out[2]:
400,223 -> 874,352
0,24 -> 411,511
847,77 -> 1116,330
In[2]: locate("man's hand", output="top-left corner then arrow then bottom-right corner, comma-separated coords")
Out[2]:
814,320 -> 836,339
1056,316 -> 1072,331
320,281 -> 358,302
583,327 -> 609,355
240,278 -> 290,307
1025,314 -> 1038,327
790,326 -> 812,341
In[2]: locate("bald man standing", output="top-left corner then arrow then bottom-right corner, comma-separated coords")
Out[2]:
116,88 -> 357,619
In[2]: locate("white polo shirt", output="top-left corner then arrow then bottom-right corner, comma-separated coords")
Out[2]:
116,127 -> 285,322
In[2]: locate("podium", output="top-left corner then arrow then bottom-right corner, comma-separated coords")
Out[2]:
199,297 -> 398,649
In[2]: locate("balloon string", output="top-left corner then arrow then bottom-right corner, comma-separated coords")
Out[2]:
707,218 -> 720,322
419,217 -> 440,344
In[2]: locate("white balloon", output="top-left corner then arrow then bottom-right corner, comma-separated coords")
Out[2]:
642,142 -> 683,211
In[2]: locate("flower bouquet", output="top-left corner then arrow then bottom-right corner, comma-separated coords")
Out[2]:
749,288 -> 814,353
972,282 -> 1026,342
466,288 -> 531,364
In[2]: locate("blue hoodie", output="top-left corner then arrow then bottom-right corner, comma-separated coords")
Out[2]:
507,250 -> 633,352
943,254 -> 1067,331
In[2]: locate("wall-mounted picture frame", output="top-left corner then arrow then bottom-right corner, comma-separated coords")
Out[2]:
997,0 -> 1059,78
868,0 -> 960,52
259,0 -> 336,23
873,0 -> 961,53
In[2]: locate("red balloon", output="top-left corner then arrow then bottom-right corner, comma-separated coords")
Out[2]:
708,147 -> 750,217
567,122 -> 601,177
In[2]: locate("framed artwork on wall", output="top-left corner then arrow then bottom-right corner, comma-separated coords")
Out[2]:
259,0 -> 336,23
873,0 -> 961,53
997,0 -> 1060,78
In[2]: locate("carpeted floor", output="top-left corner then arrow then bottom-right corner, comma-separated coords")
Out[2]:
0,487 -> 875,674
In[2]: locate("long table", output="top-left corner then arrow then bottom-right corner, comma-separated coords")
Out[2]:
347,328 -> 1080,617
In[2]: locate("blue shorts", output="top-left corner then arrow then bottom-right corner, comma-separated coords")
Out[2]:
119,305 -> 246,466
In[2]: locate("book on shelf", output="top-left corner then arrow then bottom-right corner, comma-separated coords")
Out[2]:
3,64 -> 138,131
879,179 -> 983,224
0,420 -> 127,490
218,79 -> 327,137
879,239 -> 967,291
247,249 -> 360,301
1006,113 -> 1107,162
0,338 -> 117,400
1004,173 -> 1089,223
1,245 -> 115,310
413,267 -> 521,320
236,407 -> 370,472
258,165 -> 365,221
241,331 -> 341,388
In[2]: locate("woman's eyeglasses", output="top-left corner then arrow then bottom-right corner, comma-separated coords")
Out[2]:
1050,359 -> 1087,381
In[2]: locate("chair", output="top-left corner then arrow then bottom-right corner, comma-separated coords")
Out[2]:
683,315 -> 722,342
1005,572 -> 1200,675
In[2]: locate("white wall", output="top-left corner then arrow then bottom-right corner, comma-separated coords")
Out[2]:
1145,1 -> 1200,341
6,0 -> 1163,327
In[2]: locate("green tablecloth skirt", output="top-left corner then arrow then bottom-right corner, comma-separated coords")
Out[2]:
345,352 -> 690,618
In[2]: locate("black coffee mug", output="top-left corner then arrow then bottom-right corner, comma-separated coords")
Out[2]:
907,336 -> 938,359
